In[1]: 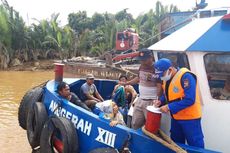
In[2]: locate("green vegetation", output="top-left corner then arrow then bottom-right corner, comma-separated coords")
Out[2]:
0,0 -> 179,69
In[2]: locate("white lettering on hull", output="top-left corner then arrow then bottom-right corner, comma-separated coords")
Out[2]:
49,100 -> 92,136
48,100 -> 117,146
95,127 -> 116,147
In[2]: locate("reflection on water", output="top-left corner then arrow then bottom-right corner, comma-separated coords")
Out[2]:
0,71 -> 53,153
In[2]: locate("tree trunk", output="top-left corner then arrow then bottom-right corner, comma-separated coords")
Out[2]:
0,47 -> 10,69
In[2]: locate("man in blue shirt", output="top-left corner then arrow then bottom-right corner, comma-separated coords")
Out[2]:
154,58 -> 204,148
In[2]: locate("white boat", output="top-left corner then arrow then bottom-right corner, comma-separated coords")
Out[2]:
149,11 -> 230,153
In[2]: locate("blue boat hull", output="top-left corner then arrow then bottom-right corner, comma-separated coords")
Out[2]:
42,79 -> 220,153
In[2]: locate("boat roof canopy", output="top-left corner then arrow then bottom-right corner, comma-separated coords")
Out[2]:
148,15 -> 230,52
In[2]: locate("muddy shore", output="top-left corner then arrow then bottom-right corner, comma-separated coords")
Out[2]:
4,60 -> 55,71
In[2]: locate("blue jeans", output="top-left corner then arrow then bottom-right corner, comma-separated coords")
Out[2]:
170,118 -> 204,148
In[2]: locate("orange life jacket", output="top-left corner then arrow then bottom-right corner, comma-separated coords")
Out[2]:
162,68 -> 201,120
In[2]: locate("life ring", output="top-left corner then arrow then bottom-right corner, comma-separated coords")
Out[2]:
18,87 -> 44,130
40,117 -> 79,153
120,42 -> 125,48
27,102 -> 48,149
89,148 -> 119,153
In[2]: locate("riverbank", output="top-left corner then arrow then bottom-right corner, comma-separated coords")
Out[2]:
4,56 -> 102,71
5,60 -> 55,71
3,58 -> 139,81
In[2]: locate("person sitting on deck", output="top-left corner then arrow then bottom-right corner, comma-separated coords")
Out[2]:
211,76 -> 230,100
112,75 -> 138,108
112,74 -> 137,127
57,82 -> 91,111
95,100 -> 126,126
80,74 -> 104,109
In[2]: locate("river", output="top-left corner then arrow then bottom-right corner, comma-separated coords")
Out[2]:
0,71 -> 53,153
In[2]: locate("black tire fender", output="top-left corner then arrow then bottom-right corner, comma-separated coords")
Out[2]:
18,87 -> 44,130
27,102 -> 48,149
89,148 -> 119,153
40,117 -> 79,153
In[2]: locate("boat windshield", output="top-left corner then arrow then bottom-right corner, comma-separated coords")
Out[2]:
204,53 -> 230,101
157,52 -> 190,69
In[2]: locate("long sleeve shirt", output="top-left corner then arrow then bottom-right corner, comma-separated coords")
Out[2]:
160,72 -> 197,114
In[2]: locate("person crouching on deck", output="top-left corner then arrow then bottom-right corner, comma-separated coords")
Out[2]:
112,74 -> 138,127
96,100 -> 126,126
154,58 -> 204,148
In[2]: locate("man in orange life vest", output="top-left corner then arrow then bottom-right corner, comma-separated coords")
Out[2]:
154,58 -> 204,148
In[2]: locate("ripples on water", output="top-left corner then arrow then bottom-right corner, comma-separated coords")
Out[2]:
0,71 -> 53,153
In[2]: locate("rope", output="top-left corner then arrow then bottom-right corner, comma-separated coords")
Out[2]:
32,80 -> 49,89
141,13 -> 196,44
142,126 -> 187,153
119,132 -> 131,153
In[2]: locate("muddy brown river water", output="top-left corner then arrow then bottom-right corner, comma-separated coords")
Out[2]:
0,71 -> 53,153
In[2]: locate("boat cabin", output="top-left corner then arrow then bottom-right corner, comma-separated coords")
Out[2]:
149,13 -> 230,153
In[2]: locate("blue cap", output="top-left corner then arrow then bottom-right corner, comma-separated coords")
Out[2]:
154,58 -> 172,78
134,48 -> 153,61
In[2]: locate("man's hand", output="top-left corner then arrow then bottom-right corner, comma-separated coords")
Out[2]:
95,98 -> 102,102
160,105 -> 169,113
153,100 -> 161,107
110,120 -> 118,126
118,81 -> 126,86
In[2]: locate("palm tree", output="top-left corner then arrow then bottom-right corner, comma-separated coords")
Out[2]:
137,1 -> 180,47
0,5 -> 11,47
0,0 -> 182,69
0,4 -> 11,68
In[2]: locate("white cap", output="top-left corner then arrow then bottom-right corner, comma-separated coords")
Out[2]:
146,106 -> 161,114
86,74 -> 94,79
